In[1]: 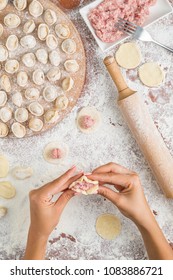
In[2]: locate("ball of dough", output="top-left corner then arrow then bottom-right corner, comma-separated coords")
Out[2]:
139,62 -> 165,87
76,107 -> 101,134
0,155 -> 9,178
115,42 -> 141,69
96,214 -> 121,240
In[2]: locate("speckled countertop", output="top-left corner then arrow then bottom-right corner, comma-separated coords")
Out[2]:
0,0 -> 173,260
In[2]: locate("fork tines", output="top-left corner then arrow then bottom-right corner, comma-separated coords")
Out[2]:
116,17 -> 137,35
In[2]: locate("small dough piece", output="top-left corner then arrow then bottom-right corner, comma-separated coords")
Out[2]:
14,0 -> 27,11
28,102 -> 44,117
55,24 -> 70,39
0,24 -> 3,37
43,141 -> 69,164
69,175 -> 99,195
32,69 -> 45,85
0,181 -> 16,199
20,35 -> 36,49
29,0 -> 43,18
6,35 -> 19,51
12,166 -> 33,180
12,92 -> 23,107
4,13 -> 21,28
38,23 -> 49,41
0,107 -> 12,122
23,19 -> 36,34
139,62 -> 165,87
64,60 -> 79,73
0,90 -> 7,107
96,214 -> 121,240
62,77 -> 74,92
44,9 -> 57,26
11,122 -> 26,138
15,108 -> 29,123
43,86 -> 57,102
0,0 -> 8,11
29,117 -> 43,132
22,53 -> 36,68
115,42 -> 141,69
44,109 -> 58,124
36,48 -> 48,64
0,206 -> 7,218
0,122 -> 9,137
46,34 -> 58,50
76,107 -> 101,134
17,71 -> 28,87
0,45 -> 8,62
61,39 -> 76,54
0,75 -> 11,92
55,95 -> 69,110
47,67 -> 61,82
49,50 -> 61,66
5,59 -> 19,74
25,88 -> 40,101
0,155 -> 9,177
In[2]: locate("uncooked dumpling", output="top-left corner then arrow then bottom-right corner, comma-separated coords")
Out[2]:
20,35 -> 36,49
62,77 -> 74,92
49,50 -> 61,66
76,107 -> 101,134
0,155 -> 9,177
38,23 -> 49,41
96,214 -> 121,240
0,122 -> 9,137
0,45 -> 8,62
0,181 -> 16,199
0,24 -> 3,37
17,71 -> 28,87
6,35 -> 19,51
55,24 -> 70,39
139,62 -> 165,87
55,95 -> 69,110
0,107 -> 12,122
0,75 -> 11,92
69,175 -> 99,195
64,60 -> 79,73
29,0 -> 43,18
43,141 -> 69,164
0,0 -> 8,11
28,102 -> 44,116
0,206 -> 7,218
14,0 -> 27,11
12,92 -> 23,107
22,53 -> 36,68
115,42 -> 141,69
36,48 -> 48,64
25,88 -> 40,100
5,59 -> 19,74
12,166 -> 33,180
11,122 -> 26,138
29,117 -> 43,132
23,19 -> 36,34
0,90 -> 7,107
46,34 -> 58,50
47,67 -> 61,82
4,13 -> 21,28
44,109 -> 58,124
43,86 -> 57,102
61,39 -> 76,54
32,69 -> 45,85
15,107 -> 29,123
44,9 -> 57,26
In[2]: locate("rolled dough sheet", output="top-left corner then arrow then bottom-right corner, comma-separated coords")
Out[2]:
115,42 -> 141,69
96,213 -> 121,240
139,62 -> 165,87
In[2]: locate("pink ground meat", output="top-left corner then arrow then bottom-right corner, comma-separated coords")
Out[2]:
73,182 -> 95,191
79,115 -> 95,129
88,0 -> 157,43
51,148 -> 63,159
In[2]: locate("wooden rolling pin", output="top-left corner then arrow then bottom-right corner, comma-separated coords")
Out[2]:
104,56 -> 173,198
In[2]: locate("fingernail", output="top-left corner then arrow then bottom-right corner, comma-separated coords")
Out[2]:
85,172 -> 92,175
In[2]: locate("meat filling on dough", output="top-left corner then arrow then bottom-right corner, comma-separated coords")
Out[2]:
69,175 -> 99,195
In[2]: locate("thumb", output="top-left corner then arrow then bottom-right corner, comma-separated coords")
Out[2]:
55,189 -> 75,214
98,186 -> 120,207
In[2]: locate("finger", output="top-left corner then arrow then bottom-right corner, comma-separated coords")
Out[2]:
98,186 -> 120,206
54,189 -> 75,214
62,172 -> 84,190
92,162 -> 133,175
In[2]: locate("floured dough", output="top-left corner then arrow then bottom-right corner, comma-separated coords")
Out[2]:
43,141 -> 69,164
0,154 -> 9,177
76,107 -> 101,134
0,122 -> 9,137
0,181 -> 16,199
139,62 -> 165,87
115,42 -> 141,69
12,166 -> 33,180
96,214 -> 121,240
69,175 -> 99,195
0,206 -> 7,218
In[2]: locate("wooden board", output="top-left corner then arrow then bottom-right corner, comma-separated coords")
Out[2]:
0,0 -> 86,138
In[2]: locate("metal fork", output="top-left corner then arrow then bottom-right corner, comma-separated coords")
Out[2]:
116,17 -> 173,53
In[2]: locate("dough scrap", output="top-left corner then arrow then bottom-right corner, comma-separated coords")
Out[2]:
96,214 -> 121,240
0,181 -> 16,199
0,155 -> 9,177
139,62 -> 165,87
43,141 -> 69,164
12,166 -> 33,180
115,42 -> 141,69
76,107 -> 101,134
69,175 -> 99,195
0,206 -> 7,218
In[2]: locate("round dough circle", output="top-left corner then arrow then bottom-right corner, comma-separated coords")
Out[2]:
139,62 -> 164,87
76,107 -> 101,134
96,214 -> 121,240
0,155 -> 9,177
43,141 -> 69,164
115,42 -> 141,69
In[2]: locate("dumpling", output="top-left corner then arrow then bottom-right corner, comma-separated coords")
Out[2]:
29,117 -> 43,132
43,141 -> 69,164
44,109 -> 59,124
55,24 -> 70,39
12,92 -> 23,107
5,59 -> 19,74
43,86 -> 57,102
0,24 -> 4,37
15,108 -> 29,123
20,35 -> 36,49
22,53 -> 36,68
55,95 -> 69,110
64,60 -> 79,73
38,23 -> 49,41
17,71 -> 28,87
0,122 -> 9,138
0,90 -> 7,107
14,0 -> 27,11
46,34 -> 58,50
11,122 -> 26,138
47,67 -> 61,82
32,69 -> 45,85
25,88 -> 40,100
0,45 -> 8,62
0,0 -> 8,11
49,50 -> 61,66
61,39 -> 76,54
0,75 -> 11,92
4,13 -> 21,28
36,48 -> 48,64
23,19 -> 36,34
62,77 -> 74,92
44,9 -> 57,26
29,0 -> 43,18
0,107 -> 12,123
28,102 -> 44,116
6,35 -> 19,51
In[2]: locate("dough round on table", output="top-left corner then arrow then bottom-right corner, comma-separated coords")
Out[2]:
115,42 -> 141,69
139,62 -> 165,87
0,181 -> 16,199
76,107 -> 101,134
11,166 -> 33,180
43,141 -> 69,164
0,155 -> 9,177
96,214 -> 121,240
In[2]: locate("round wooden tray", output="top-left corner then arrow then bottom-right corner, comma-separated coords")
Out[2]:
0,0 -> 86,138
